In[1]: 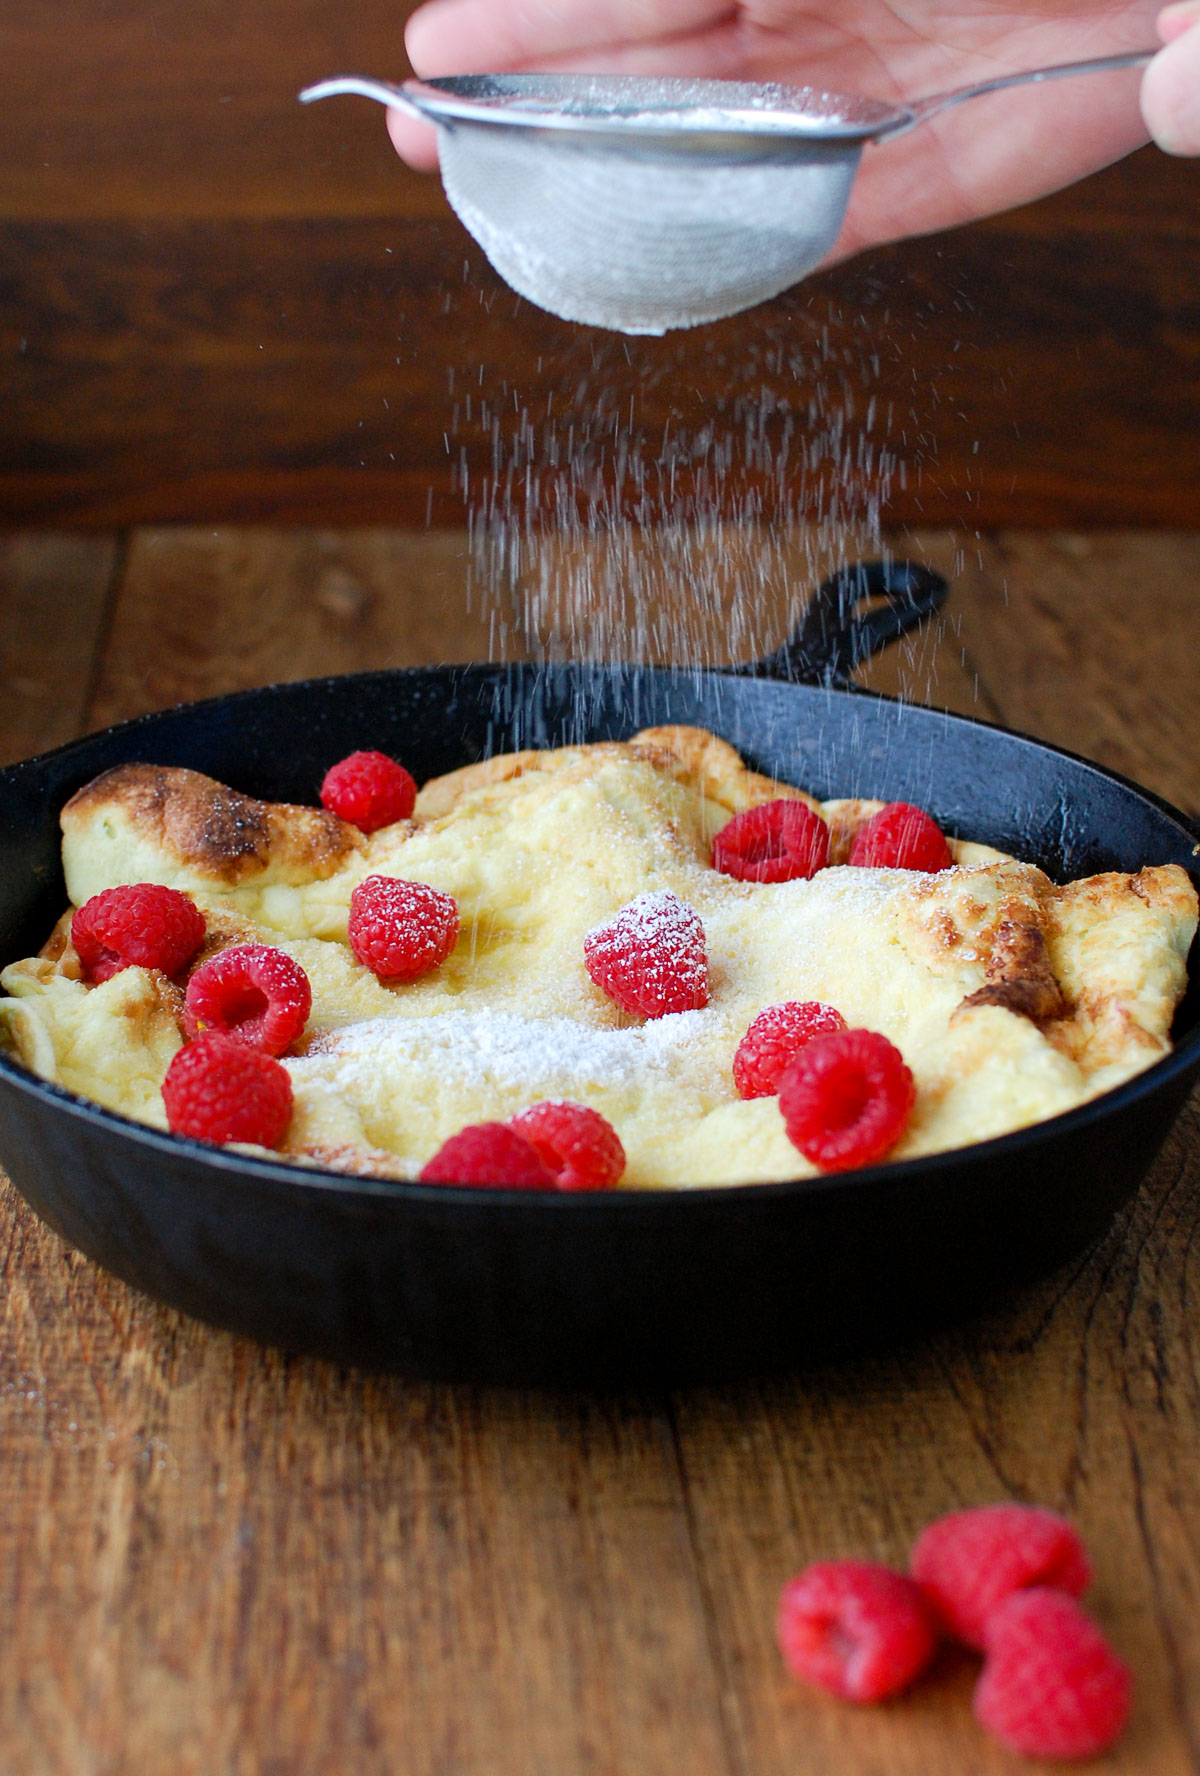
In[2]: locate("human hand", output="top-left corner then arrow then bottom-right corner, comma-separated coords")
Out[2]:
1142,2 -> 1200,151
387,0 -> 1160,262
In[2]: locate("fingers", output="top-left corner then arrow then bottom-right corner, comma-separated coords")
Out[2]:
386,106 -> 440,170
1142,2 -> 1200,152
404,0 -> 731,76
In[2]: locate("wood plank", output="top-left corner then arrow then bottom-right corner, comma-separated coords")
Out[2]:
2,528 -> 1199,1773
672,1097 -> 1200,1776
85,528 -> 522,729
669,530 -> 1200,1776
0,532 -> 118,764
953,531 -> 1200,820
3,147 -> 1199,531
0,1223 -> 732,1774
0,0 -> 436,224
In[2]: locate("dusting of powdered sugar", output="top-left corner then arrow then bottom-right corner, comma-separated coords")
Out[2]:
294,1005 -> 713,1099
586,889 -> 704,957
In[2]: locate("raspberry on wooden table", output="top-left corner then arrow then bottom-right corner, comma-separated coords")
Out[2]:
583,890 -> 708,1019
348,875 -> 459,981
162,1032 -> 293,1148
72,884 -> 206,983
712,799 -> 830,883
974,1589 -> 1132,1760
911,1503 -> 1092,1649
732,1001 -> 848,1099
184,943 -> 312,1056
848,802 -> 954,872
509,1100 -> 625,1191
776,1560 -> 940,1703
418,1122 -> 557,1189
778,1028 -> 915,1171
319,750 -> 417,832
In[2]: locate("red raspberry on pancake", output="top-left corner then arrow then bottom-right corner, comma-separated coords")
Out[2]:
733,1001 -> 848,1099
348,875 -> 459,981
849,802 -> 953,872
162,1031 -> 293,1148
419,1122 -> 557,1189
778,1028 -> 915,1171
72,884 -> 206,983
712,799 -> 830,883
184,943 -> 312,1056
583,890 -> 709,1019
320,750 -> 417,832
510,1100 -> 625,1190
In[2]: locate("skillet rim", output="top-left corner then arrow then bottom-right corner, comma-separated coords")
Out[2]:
0,664 -> 1197,1211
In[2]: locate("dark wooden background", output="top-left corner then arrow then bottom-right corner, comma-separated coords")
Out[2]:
3,0 -> 1199,531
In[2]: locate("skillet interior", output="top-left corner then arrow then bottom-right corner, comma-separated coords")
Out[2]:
0,662 -> 1197,1384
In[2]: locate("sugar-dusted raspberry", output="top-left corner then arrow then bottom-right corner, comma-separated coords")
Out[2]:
848,802 -> 954,872
583,890 -> 708,1019
509,1100 -> 625,1191
712,798 -> 830,884
777,1560 -> 940,1703
184,943 -> 312,1056
778,1028 -> 915,1171
418,1121 -> 557,1189
974,1589 -> 1132,1760
162,1031 -> 293,1148
348,875 -> 459,981
72,884 -> 206,983
911,1503 -> 1092,1650
320,750 -> 417,832
733,1001 -> 848,1099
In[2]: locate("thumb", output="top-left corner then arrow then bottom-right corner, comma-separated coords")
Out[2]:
1141,2 -> 1200,153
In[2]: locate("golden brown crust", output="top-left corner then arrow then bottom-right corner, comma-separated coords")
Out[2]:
626,726 -> 822,815
62,764 -> 362,887
961,920 -> 1069,1023
414,751 -> 547,819
415,726 -> 823,822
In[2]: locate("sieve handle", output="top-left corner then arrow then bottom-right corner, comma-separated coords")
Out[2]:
299,77 -> 427,118
889,48 -> 1155,138
742,560 -> 948,687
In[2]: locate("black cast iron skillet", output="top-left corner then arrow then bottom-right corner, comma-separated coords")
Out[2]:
1,562 -> 1197,1385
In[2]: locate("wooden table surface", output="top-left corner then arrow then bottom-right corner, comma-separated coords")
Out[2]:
1,525 -> 1199,1775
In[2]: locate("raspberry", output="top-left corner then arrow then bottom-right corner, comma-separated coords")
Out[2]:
418,1121 -> 557,1189
72,883 -> 206,983
509,1100 -> 626,1191
974,1589 -> 1132,1760
911,1504 -> 1092,1649
848,802 -> 954,872
712,799 -> 830,883
583,890 -> 708,1019
776,1561 -> 940,1703
348,875 -> 459,981
162,1032 -> 293,1148
183,943 -> 312,1055
320,750 -> 417,832
778,1028 -> 915,1171
732,1001 -> 848,1099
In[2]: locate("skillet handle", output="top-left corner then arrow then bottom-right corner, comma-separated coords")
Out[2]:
742,559 -> 948,686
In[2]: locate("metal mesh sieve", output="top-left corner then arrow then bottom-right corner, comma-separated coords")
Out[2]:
436,125 -> 860,333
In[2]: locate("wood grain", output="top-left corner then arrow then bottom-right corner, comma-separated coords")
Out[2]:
1,529 -> 1199,1773
2,149 -> 1199,530
86,528 -> 523,730
0,533 -> 119,763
